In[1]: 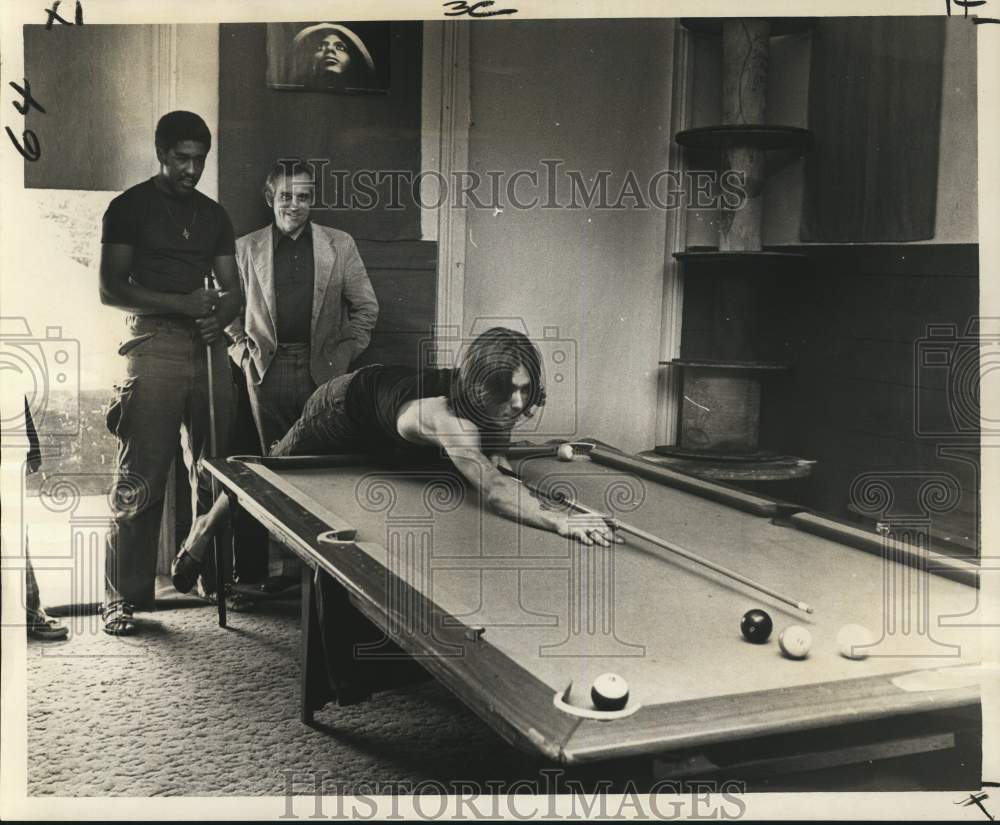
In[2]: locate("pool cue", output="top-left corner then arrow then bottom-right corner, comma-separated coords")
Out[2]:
204,275 -> 227,628
498,465 -> 814,615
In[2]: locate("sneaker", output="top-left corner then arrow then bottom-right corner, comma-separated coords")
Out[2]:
26,608 -> 68,641
101,601 -> 136,636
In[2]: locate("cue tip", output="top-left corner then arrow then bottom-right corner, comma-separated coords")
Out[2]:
800,602 -> 815,614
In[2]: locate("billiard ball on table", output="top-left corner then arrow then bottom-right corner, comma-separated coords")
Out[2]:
591,672 -> 629,711
837,624 -> 875,659
778,625 -> 812,659
556,443 -> 575,461
740,609 -> 773,644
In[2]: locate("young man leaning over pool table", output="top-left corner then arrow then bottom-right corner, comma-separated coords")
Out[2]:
267,326 -> 616,547
171,327 -> 616,593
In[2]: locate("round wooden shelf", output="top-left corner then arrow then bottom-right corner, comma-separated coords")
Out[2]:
680,18 -> 816,37
675,125 -> 813,151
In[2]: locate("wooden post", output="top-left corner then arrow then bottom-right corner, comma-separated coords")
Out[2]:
678,18 -> 771,454
719,19 -> 769,251
681,367 -> 761,452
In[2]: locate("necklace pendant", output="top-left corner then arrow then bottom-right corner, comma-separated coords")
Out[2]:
182,228 -> 190,240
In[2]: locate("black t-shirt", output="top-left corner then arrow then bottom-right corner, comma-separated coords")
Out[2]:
101,177 -> 236,294
346,365 -> 454,452
345,365 -> 514,457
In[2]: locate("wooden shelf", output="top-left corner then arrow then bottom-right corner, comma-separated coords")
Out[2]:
639,449 -> 816,482
680,18 -> 816,37
673,250 -> 810,273
676,125 -> 813,151
663,359 -> 792,372
675,250 -> 809,261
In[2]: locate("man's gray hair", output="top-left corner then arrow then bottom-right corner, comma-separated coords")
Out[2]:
263,158 -> 316,203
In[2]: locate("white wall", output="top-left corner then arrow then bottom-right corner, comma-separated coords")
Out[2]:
461,20 -> 676,453
175,25 -> 220,200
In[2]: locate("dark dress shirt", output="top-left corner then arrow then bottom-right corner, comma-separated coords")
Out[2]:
272,222 -> 314,344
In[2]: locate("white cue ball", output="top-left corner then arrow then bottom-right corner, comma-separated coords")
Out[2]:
556,443 -> 575,461
778,625 -> 812,659
590,672 -> 629,711
837,624 -> 875,659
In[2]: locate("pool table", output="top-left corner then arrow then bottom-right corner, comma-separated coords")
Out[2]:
204,443 -> 985,782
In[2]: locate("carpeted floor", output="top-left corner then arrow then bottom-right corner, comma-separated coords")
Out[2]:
25,583 -> 640,797
24,586 -> 983,798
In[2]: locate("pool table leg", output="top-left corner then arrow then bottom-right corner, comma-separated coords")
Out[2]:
210,491 -> 235,628
300,564 -> 324,726
299,566 -> 374,724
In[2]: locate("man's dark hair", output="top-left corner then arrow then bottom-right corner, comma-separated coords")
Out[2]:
448,327 -> 547,433
154,111 -> 212,153
262,158 -> 317,204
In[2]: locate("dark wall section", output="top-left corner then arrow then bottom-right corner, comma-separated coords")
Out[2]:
801,18 -> 946,242
218,22 -> 422,240
353,240 -> 437,371
25,25 -> 158,190
752,244 -> 979,555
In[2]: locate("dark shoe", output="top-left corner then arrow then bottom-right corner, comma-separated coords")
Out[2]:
202,583 -> 257,613
101,601 -> 136,636
27,608 -> 68,641
258,575 -> 301,596
171,546 -> 203,594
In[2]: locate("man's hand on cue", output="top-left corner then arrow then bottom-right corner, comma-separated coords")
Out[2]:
557,512 -> 619,547
178,286 -> 222,321
189,287 -> 240,343
489,453 -> 513,473
195,313 -> 225,343
492,462 -> 621,547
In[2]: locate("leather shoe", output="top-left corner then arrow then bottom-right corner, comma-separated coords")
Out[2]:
258,574 -> 301,596
171,547 -> 203,594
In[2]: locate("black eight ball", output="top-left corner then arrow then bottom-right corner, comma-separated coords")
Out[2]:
740,609 -> 773,643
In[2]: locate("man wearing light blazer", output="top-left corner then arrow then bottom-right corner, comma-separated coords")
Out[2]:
227,158 -> 378,454
226,158 -> 378,583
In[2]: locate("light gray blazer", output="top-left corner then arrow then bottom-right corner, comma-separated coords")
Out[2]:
227,222 -> 379,387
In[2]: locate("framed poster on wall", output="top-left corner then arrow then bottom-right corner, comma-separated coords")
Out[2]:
266,21 -> 391,93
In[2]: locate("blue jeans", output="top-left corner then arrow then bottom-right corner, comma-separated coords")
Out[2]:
269,371 -> 359,456
104,315 -> 235,607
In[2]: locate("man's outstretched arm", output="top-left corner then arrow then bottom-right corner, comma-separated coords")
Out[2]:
400,397 -> 615,546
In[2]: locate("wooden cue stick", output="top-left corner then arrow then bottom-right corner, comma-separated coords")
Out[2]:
205,275 -> 226,628
500,466 -> 814,614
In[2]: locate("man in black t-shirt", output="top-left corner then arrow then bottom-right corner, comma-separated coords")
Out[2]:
98,111 -> 242,635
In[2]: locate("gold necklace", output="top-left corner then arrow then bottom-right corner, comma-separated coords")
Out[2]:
157,183 -> 198,240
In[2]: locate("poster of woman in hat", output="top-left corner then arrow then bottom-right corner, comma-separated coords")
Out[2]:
267,22 -> 390,93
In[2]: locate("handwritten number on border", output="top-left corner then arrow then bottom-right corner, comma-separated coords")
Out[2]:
6,79 -> 45,161
45,0 -> 84,28
945,0 -> 1000,22
443,1 -> 518,18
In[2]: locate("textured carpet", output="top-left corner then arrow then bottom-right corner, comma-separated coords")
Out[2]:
25,587 -> 636,797
24,592 -> 977,797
